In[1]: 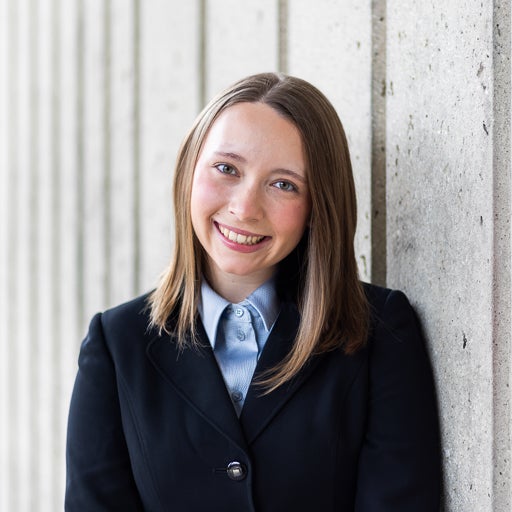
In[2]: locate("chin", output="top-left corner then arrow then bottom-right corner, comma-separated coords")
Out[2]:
219,265 -> 258,277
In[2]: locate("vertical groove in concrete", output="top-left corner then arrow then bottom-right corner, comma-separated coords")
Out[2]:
28,1 -> 39,507
76,0 -> 85,330
51,0 -> 62,508
103,0 -> 112,306
278,0 -> 288,74
132,0 -> 141,294
6,1 -> 18,510
370,0 -> 387,286
198,0 -> 207,107
491,0 -> 511,508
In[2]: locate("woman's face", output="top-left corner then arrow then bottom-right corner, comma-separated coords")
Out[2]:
190,101 -> 311,292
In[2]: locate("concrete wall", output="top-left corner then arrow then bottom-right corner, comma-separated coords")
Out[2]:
386,1 -> 511,510
0,1 -> 509,510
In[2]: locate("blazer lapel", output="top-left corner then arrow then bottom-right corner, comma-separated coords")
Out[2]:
240,302 -> 323,443
146,321 -> 247,452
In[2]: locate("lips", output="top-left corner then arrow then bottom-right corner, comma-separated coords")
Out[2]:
216,222 -> 266,246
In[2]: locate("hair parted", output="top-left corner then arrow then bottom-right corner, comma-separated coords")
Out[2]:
149,72 -> 369,392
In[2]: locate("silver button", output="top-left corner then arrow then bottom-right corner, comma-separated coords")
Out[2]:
231,391 -> 243,402
226,461 -> 246,481
234,308 -> 244,317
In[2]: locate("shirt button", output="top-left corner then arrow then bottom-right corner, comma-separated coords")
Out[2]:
234,308 -> 244,317
226,461 -> 246,481
231,391 -> 243,402
236,329 -> 246,341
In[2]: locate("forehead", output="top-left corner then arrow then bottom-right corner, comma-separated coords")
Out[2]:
199,102 -> 305,172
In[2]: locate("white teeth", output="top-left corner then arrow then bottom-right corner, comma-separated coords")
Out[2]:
218,225 -> 264,245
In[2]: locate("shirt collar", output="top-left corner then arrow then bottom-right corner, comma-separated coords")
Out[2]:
198,277 -> 280,349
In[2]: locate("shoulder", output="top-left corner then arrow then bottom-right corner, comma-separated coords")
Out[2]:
100,292 -> 154,334
362,281 -> 411,312
83,292 -> 158,360
362,282 -> 417,334
360,282 -> 428,367
78,292 -> 164,380
361,282 -> 431,378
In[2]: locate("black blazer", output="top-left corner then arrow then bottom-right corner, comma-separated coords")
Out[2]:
65,284 -> 441,511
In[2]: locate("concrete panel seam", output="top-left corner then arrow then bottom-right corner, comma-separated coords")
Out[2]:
50,0 -> 63,508
491,0 -> 512,508
278,0 -> 288,74
371,0 -> 387,286
6,1 -> 19,509
199,0 -> 207,108
75,0 -> 85,331
133,0 -> 141,294
104,0 -> 112,306
28,0 -> 40,508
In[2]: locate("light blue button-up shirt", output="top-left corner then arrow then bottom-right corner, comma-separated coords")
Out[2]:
198,278 -> 280,414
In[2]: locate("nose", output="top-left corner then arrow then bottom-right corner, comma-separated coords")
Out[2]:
228,180 -> 264,222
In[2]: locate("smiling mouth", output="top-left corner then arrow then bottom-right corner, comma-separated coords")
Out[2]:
216,223 -> 266,246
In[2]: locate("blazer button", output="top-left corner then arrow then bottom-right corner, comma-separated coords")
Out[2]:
226,461 -> 246,481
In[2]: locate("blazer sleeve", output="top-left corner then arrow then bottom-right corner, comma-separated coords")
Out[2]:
65,313 -> 145,511
355,290 -> 441,511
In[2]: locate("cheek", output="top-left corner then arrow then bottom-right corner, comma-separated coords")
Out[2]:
278,203 -> 310,241
190,183 -> 209,239
191,174 -> 218,220
191,169 -> 229,208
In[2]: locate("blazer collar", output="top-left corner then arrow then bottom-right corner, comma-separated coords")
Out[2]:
146,321 -> 247,451
239,302 -> 322,443
146,302 -> 324,448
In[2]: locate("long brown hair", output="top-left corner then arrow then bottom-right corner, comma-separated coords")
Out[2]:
149,72 -> 369,392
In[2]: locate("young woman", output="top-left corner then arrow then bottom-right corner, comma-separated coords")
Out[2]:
66,72 -> 441,511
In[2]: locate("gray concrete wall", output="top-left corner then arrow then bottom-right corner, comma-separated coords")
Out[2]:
0,1 -> 510,510
386,1 -> 511,509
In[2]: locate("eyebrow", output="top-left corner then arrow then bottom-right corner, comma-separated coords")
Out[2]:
213,151 -> 247,163
212,151 -> 307,183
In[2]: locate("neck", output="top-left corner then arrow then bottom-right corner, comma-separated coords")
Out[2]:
205,268 -> 274,303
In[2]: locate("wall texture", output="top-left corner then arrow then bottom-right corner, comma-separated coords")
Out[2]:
0,1 -> 510,510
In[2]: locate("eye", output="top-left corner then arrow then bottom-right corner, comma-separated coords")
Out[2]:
215,163 -> 237,175
273,180 -> 298,192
